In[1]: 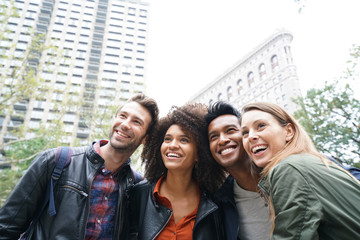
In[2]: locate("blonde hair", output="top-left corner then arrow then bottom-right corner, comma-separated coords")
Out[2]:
241,102 -> 328,177
241,102 -> 360,233
241,102 -> 327,232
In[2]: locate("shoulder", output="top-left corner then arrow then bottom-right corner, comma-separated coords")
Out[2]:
274,154 -> 320,172
268,154 -> 324,186
31,147 -> 58,166
71,145 -> 88,156
132,179 -> 153,194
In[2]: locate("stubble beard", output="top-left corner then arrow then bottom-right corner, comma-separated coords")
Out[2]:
109,131 -> 140,154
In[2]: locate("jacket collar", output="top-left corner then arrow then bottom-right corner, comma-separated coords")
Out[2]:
214,175 -> 235,203
86,141 -> 132,167
86,141 -> 105,165
258,176 -> 270,197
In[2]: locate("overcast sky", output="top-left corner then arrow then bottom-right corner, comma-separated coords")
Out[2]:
144,0 -> 360,116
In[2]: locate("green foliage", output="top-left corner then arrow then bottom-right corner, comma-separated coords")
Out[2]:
293,81 -> 360,166
293,43 -> 360,166
0,166 -> 26,207
293,0 -> 307,13
0,125 -> 68,206
0,0 -> 81,205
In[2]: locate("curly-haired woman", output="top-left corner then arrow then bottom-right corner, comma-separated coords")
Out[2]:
129,103 -> 226,240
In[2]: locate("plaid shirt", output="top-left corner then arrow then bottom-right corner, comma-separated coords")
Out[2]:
85,140 -> 122,240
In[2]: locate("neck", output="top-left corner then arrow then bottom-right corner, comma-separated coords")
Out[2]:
161,171 -> 198,197
227,160 -> 260,192
100,143 -> 132,172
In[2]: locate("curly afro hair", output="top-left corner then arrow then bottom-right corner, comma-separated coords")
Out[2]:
142,102 -> 225,193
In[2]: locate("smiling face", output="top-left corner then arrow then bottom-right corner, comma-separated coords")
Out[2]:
241,110 -> 294,168
208,114 -> 247,171
109,101 -> 152,153
161,124 -> 198,173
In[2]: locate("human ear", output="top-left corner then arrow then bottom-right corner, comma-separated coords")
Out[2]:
285,123 -> 295,142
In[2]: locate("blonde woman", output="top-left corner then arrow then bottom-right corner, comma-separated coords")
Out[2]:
240,102 -> 360,240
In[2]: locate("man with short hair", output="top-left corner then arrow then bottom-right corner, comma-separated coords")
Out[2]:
205,101 -> 271,240
0,94 -> 159,240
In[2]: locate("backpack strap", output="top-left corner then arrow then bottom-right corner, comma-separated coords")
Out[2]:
48,146 -> 72,216
20,147 -> 72,239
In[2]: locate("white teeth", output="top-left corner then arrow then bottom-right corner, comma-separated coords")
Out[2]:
116,131 -> 127,137
252,145 -> 267,153
221,148 -> 234,155
167,153 -> 180,158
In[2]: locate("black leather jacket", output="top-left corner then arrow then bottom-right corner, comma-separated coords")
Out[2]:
0,143 -> 138,240
129,180 -> 225,240
214,175 -> 240,240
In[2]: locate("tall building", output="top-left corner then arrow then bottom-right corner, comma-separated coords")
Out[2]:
0,0 -> 149,145
190,30 -> 302,114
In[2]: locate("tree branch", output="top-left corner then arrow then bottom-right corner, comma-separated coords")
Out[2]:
4,136 -> 42,147
0,151 -> 40,167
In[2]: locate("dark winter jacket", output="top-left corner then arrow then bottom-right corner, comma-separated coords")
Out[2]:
259,154 -> 360,239
214,175 -> 240,240
0,143 -> 139,240
129,180 -> 225,240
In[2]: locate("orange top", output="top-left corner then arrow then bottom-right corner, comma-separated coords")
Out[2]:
153,175 -> 200,240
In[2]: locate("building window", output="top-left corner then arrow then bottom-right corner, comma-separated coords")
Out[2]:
227,86 -> 233,101
259,63 -> 266,80
274,87 -> 278,94
284,45 -> 291,55
271,55 -> 279,72
237,79 -> 243,94
218,93 -> 223,101
247,72 -> 254,87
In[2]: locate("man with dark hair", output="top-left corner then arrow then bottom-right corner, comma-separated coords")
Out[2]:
205,101 -> 271,240
0,94 -> 159,240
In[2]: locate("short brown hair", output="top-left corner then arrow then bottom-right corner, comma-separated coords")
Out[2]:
116,94 -> 159,137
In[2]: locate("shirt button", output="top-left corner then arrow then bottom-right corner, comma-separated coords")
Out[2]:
104,196 -> 108,200
97,219 -> 101,224
102,169 -> 106,173
110,176 -> 113,179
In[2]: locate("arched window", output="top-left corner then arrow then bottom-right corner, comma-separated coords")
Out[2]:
247,72 -> 254,87
217,93 -> 223,101
237,79 -> 243,95
271,55 -> 279,72
259,63 -> 266,80
227,86 -> 233,101
284,45 -> 291,54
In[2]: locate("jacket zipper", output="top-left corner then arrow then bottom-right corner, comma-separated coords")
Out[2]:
193,196 -> 217,238
59,185 -> 88,197
152,209 -> 172,240
114,180 -> 123,239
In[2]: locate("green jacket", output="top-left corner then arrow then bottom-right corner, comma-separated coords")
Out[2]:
258,154 -> 360,240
